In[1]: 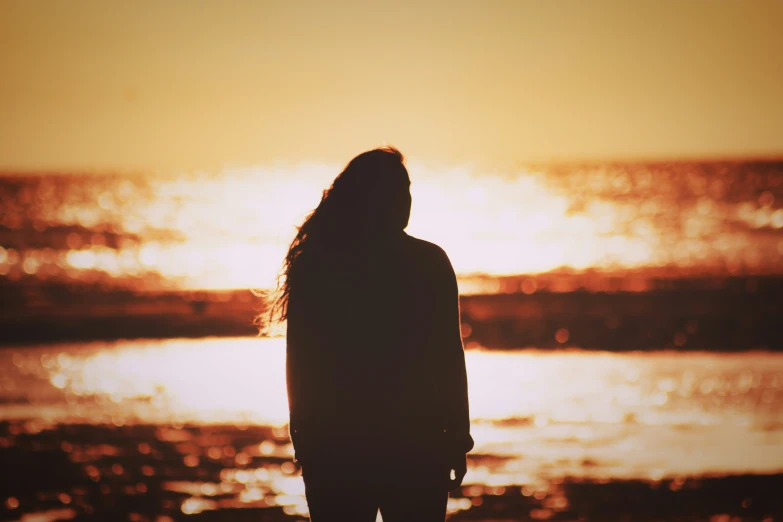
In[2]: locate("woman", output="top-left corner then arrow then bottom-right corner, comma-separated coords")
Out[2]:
272,147 -> 473,522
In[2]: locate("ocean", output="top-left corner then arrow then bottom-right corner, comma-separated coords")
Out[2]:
1,160 -> 782,290
2,160 -> 783,521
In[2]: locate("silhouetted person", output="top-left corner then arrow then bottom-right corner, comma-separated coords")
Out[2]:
273,147 -> 473,522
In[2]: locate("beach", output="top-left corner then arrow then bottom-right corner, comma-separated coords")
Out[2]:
1,338 -> 782,521
3,421 -> 782,522
4,1 -> 783,518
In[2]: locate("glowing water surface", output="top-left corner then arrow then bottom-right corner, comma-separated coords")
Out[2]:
3,337 -> 782,483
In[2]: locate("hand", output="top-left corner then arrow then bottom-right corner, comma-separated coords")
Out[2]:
447,454 -> 468,490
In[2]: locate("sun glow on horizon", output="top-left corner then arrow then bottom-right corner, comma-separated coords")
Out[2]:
17,163 -> 662,289
2,161 -> 781,290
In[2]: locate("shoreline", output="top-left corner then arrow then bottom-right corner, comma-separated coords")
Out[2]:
1,420 -> 781,522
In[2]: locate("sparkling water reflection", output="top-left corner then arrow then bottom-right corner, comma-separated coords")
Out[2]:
2,161 -> 783,290
2,337 -> 782,485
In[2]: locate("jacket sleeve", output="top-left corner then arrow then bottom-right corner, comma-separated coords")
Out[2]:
434,249 -> 474,456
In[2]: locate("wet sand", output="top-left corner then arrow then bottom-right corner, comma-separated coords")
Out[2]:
1,420 -> 781,522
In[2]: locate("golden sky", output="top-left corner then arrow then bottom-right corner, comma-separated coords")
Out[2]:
1,0 -> 782,172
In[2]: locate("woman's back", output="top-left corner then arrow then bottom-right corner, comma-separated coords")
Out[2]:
286,232 -> 470,462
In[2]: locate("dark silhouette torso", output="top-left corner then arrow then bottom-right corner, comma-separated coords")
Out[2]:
286,231 -> 472,466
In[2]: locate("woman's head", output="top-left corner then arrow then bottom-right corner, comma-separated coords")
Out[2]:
324,147 -> 411,234
269,146 -> 410,321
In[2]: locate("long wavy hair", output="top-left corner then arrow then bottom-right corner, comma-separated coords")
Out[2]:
266,146 -> 410,324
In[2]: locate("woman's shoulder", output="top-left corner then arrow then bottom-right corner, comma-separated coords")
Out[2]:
402,234 -> 454,272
